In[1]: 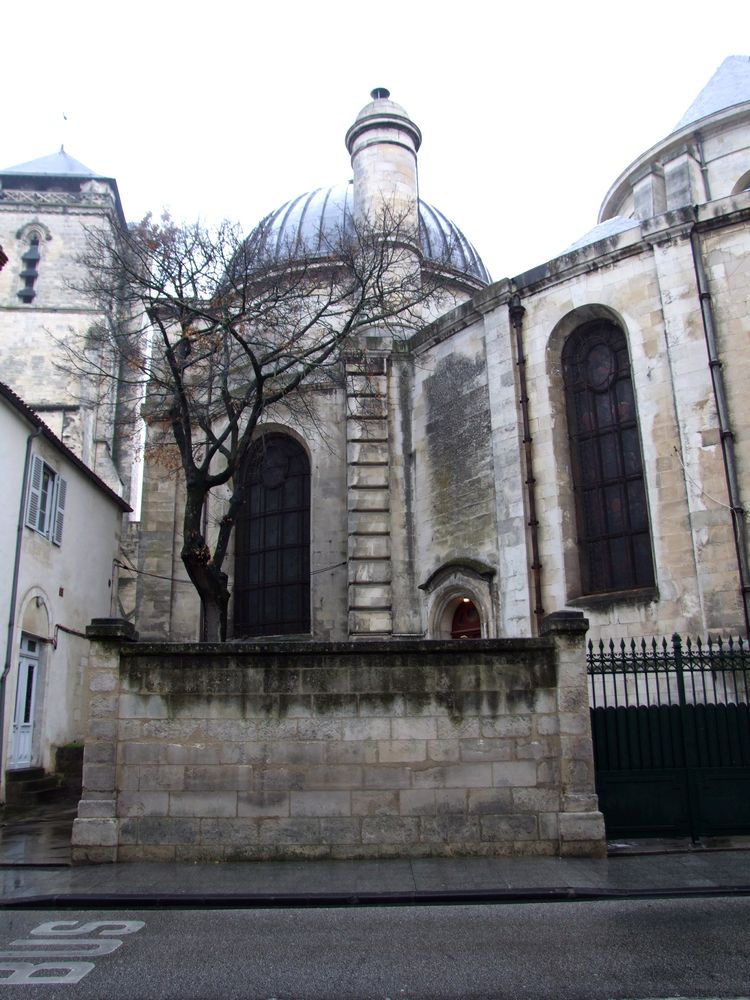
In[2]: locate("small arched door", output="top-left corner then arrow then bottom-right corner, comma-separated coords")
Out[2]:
233,434 -> 311,637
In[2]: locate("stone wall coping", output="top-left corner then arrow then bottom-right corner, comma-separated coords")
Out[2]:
540,612 -> 589,637
87,618 -> 139,642
117,638 -> 558,659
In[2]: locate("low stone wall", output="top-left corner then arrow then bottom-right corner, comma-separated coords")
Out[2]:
72,614 -> 605,862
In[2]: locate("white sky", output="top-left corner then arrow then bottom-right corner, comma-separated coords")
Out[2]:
1,0 -> 747,279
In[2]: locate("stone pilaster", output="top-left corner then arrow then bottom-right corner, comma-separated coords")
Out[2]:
346,355 -> 392,637
71,618 -> 136,864
540,611 -> 606,857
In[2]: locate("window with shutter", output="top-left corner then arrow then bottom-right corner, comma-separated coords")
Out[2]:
25,455 -> 66,544
53,476 -> 67,546
25,455 -> 44,532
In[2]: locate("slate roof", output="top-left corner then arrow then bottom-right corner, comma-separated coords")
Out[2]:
674,55 -> 750,131
0,147 -> 126,226
0,147 -> 101,178
563,216 -> 641,254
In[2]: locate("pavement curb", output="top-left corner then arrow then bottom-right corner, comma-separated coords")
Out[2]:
2,884 -> 749,910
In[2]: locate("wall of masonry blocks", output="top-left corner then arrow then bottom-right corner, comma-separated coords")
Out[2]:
72,614 -> 605,863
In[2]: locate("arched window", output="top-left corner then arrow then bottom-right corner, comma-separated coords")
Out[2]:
233,434 -> 310,637
562,320 -> 654,595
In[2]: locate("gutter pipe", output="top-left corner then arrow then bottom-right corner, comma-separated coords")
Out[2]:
690,226 -> 750,636
509,294 -> 545,632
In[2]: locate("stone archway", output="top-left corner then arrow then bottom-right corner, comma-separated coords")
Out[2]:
420,561 -> 496,639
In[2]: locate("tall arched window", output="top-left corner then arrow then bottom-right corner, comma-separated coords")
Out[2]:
233,434 -> 311,637
562,320 -> 654,595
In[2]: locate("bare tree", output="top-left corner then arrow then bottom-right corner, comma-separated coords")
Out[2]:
72,204 -> 451,640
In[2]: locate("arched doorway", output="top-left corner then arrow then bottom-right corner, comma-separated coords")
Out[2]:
450,599 -> 481,639
9,634 -> 41,767
233,434 -> 311,637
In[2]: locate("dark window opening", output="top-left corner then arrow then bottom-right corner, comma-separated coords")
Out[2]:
562,319 -> 655,595
22,664 -> 35,724
233,434 -> 311,637
18,234 -> 41,304
451,599 -> 481,638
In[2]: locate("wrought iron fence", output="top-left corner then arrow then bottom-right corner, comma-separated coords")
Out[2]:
588,634 -> 750,837
588,634 -> 750,710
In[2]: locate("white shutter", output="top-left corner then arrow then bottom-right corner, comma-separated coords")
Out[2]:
52,475 -> 67,546
25,455 -> 43,531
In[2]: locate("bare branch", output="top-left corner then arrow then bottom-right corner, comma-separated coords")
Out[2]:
65,199 -> 453,639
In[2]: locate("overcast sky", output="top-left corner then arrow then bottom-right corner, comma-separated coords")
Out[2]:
1,0 -> 746,279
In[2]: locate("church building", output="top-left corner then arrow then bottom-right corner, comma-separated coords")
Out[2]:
1,56 -> 749,662
136,56 -> 750,647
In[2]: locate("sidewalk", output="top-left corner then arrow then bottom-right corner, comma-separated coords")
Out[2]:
1,850 -> 749,909
1,799 -> 749,908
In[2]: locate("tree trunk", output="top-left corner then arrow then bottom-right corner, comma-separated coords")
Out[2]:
182,488 -> 229,641
182,546 -> 229,641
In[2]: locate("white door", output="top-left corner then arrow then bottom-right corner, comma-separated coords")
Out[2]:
9,635 -> 40,768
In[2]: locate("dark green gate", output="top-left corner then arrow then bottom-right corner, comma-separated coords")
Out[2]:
588,634 -> 750,840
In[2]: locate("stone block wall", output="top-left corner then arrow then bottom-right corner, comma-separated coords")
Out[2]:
72,615 -> 604,862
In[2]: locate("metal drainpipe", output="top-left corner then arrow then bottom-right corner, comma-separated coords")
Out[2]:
0,425 -> 42,785
694,135 -> 712,204
509,294 -> 544,632
690,226 -> 750,636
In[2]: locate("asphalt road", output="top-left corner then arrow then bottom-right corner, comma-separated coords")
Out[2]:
0,897 -> 748,999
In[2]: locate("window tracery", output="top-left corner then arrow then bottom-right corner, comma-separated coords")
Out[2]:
562,319 -> 654,595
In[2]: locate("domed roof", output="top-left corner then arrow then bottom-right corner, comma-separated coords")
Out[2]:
251,181 -> 490,286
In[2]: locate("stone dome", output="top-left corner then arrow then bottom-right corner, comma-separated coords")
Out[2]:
251,181 -> 491,287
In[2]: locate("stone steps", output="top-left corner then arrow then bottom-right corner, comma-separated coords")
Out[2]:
5,767 -> 64,807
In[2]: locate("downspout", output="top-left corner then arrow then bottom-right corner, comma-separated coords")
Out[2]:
694,135 -> 712,204
690,226 -> 750,636
509,294 -> 544,632
0,425 -> 42,788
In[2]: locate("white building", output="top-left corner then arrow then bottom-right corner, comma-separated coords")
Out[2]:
0,382 -> 129,799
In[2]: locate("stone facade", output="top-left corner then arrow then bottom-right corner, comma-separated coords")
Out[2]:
0,161 -> 134,502
126,59 -> 750,648
3,59 -> 750,842
71,614 -> 604,862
